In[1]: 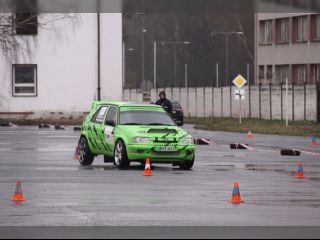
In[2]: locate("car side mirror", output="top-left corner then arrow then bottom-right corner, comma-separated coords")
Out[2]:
106,120 -> 115,127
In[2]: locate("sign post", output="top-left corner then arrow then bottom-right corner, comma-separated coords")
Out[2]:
240,94 -> 242,124
233,75 -> 247,124
286,77 -> 289,127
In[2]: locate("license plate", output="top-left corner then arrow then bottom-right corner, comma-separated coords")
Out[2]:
159,146 -> 175,152
172,111 -> 176,114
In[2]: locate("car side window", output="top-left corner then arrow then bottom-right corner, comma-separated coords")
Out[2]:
105,107 -> 117,126
91,106 -> 109,124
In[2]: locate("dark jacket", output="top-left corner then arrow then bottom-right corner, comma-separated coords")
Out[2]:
155,98 -> 173,114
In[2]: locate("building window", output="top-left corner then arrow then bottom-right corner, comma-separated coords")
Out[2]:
266,65 -> 273,81
276,18 -> 290,44
259,66 -> 265,80
312,14 -> 320,40
293,65 -> 307,84
12,65 -> 37,97
311,64 -> 320,84
275,65 -> 289,84
294,16 -> 308,42
260,20 -> 273,44
13,13 -> 38,35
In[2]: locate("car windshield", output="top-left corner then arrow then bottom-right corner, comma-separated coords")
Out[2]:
120,110 -> 175,126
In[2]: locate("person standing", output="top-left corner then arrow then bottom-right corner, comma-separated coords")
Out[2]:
155,91 -> 173,114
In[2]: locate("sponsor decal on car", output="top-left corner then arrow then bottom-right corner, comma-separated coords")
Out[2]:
104,126 -> 115,143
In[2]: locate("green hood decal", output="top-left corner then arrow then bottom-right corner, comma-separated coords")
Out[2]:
117,125 -> 190,140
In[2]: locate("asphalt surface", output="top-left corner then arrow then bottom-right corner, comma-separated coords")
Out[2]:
0,125 -> 320,226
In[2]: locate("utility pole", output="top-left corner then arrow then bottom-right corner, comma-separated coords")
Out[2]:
97,12 -> 101,101
185,63 -> 188,88
122,43 -> 135,93
216,63 -> 219,88
154,41 -> 157,90
174,26 -> 178,87
122,42 -> 125,88
141,16 -> 145,91
211,31 -> 244,86
286,77 -> 289,127
161,40 -> 190,89
225,34 -> 229,86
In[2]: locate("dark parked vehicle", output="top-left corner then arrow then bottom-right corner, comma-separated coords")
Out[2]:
171,101 -> 184,126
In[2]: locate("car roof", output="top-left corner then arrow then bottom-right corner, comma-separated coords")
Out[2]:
93,101 -> 163,109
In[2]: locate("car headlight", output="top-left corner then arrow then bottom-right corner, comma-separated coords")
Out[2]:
180,137 -> 194,145
133,137 -> 150,144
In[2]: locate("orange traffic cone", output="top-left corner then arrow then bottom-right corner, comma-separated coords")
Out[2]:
11,180 -> 26,202
247,131 -> 253,139
296,163 -> 305,179
73,147 -> 80,160
231,182 -> 244,204
143,158 -> 153,176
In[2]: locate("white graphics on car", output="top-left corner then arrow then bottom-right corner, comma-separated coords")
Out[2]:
104,126 -> 115,143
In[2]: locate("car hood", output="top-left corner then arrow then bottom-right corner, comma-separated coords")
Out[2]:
116,125 -> 192,140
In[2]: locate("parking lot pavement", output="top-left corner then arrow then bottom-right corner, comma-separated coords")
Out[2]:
0,125 -> 320,226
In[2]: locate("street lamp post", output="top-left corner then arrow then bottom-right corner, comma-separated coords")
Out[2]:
136,13 -> 148,93
211,32 -> 243,86
161,41 -> 190,99
122,43 -> 135,88
122,43 -> 135,100
154,41 -> 157,90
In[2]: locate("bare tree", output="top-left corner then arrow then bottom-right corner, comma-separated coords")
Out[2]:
0,13 -> 79,58
123,13 -> 255,88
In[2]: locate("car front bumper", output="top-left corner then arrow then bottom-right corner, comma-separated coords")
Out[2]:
127,143 -> 195,163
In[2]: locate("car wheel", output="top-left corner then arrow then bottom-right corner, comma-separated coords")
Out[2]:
179,156 -> 194,170
78,136 -> 95,166
114,140 -> 130,169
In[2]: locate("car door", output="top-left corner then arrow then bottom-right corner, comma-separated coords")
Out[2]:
89,105 -> 110,154
103,106 -> 118,156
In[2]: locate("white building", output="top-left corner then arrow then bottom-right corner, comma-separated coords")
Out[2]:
0,13 -> 123,120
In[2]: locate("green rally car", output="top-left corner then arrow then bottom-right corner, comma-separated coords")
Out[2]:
77,101 -> 196,169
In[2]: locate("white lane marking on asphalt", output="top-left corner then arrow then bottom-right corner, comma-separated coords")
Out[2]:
0,131 -> 75,134
38,148 -> 75,152
255,149 -> 279,153
45,136 -> 78,138
0,148 -> 76,152
36,167 -> 78,171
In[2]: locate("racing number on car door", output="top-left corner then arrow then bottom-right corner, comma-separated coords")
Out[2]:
103,106 -> 118,154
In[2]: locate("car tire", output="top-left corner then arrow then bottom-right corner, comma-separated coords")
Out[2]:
114,140 -> 130,169
179,156 -> 194,170
78,136 -> 95,166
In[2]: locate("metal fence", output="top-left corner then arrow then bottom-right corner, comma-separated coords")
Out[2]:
123,83 -> 319,122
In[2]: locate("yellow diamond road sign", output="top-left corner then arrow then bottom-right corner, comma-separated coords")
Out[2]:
233,74 -> 247,89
